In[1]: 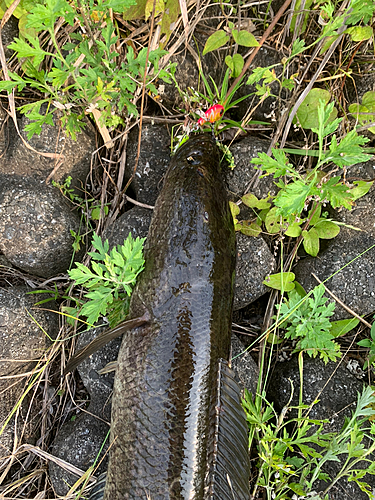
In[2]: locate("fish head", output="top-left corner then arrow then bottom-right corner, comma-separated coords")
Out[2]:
173,134 -> 220,180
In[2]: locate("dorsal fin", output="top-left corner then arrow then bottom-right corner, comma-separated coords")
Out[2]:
205,359 -> 251,500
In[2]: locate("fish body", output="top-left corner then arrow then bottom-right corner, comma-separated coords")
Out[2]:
103,134 -> 248,499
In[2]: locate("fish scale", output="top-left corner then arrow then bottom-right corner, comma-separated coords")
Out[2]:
101,134 -> 250,499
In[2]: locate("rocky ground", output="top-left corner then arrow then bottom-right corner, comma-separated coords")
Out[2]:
1,2 -> 375,499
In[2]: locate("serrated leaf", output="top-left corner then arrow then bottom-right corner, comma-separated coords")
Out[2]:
302,227 -> 320,256
320,176 -> 354,210
202,30 -> 229,55
231,29 -> 259,47
275,180 -> 316,218
251,148 -> 292,178
263,272 -> 295,291
314,220 -> 340,239
326,130 -> 370,168
240,221 -> 261,236
291,38 -> 306,57
330,318 -> 359,338
8,36 -> 47,59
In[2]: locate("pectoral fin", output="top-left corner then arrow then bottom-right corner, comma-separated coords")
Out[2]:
63,313 -> 149,376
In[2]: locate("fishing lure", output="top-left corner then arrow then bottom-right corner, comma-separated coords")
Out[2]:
197,104 -> 225,126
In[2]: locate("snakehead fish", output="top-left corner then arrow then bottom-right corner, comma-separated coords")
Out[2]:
101,134 -> 250,499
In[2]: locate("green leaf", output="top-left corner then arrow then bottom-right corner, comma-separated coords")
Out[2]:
251,148 -> 292,178
265,206 -> 288,234
247,66 -> 272,85
241,193 -> 271,210
241,193 -> 258,208
320,176 -> 354,210
240,221 -> 262,236
229,201 -> 240,217
330,318 -> 359,338
26,0 -> 75,31
231,29 -> 259,47
308,204 -> 322,226
291,38 -> 306,57
285,221 -> 302,237
274,180 -> 316,218
314,220 -> 340,239
325,131 -> 370,168
8,36 -> 47,60
225,53 -> 244,78
294,88 -> 337,130
346,26 -> 373,41
302,227 -> 320,256
351,180 -> 373,201
202,30 -> 230,55
263,272 -> 295,292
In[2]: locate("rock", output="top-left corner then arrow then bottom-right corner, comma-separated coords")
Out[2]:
234,232 -> 275,310
1,16 -> 19,60
0,286 -> 58,464
0,106 -> 96,189
49,412 -> 110,496
225,136 -> 277,200
125,124 -> 171,205
231,334 -> 258,396
267,355 -> 372,500
50,326 -> 120,496
103,206 -> 153,250
0,176 -> 83,278
295,164 -> 375,320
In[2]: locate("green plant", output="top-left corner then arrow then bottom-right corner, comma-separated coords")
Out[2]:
231,100 -> 373,257
243,384 -> 375,500
277,284 -> 339,363
349,91 -> 375,135
66,232 -> 145,328
268,281 -> 359,362
358,320 -> 375,369
202,21 -> 259,77
0,0 -> 174,139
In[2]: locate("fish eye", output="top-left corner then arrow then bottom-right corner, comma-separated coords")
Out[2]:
186,151 -> 203,165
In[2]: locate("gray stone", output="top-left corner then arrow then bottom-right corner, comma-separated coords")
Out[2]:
225,135 -> 277,200
1,16 -> 19,60
76,327 -> 121,415
231,334 -> 258,396
0,176 -> 83,278
49,412 -> 110,496
0,286 -> 58,463
267,355 -> 372,500
0,106 -> 96,190
103,206 -> 153,250
234,232 -> 275,310
125,124 -> 171,205
295,170 -> 375,320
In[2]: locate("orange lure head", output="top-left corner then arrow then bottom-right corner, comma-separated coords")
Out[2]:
197,104 -> 225,126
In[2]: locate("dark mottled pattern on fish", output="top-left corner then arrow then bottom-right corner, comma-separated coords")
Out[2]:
103,134 -> 246,499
